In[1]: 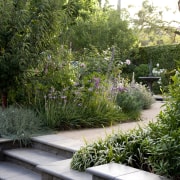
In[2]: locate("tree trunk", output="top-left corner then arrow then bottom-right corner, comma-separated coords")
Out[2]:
1,91 -> 8,109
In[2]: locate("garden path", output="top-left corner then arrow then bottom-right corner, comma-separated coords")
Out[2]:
56,101 -> 165,144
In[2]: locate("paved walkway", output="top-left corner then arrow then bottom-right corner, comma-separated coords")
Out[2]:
56,101 -> 165,144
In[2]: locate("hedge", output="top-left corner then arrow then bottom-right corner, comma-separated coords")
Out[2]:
129,44 -> 180,70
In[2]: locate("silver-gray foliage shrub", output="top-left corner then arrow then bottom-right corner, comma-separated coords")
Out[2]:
0,106 -> 41,146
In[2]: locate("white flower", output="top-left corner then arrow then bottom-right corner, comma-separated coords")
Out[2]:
80,63 -> 86,68
125,59 -> 131,65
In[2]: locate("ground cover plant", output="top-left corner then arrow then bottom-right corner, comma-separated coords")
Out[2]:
71,70 -> 180,180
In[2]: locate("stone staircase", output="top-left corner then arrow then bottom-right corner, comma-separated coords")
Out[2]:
0,135 -> 91,180
0,135 -> 169,180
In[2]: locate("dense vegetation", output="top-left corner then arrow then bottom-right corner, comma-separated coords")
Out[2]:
0,0 -> 62,108
0,0 -> 179,177
71,70 -> 180,179
0,0 -> 140,130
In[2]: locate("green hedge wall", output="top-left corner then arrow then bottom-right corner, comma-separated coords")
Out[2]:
129,44 -> 180,70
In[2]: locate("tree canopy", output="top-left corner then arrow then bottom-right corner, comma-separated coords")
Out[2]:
132,0 -> 180,46
0,0 -> 62,107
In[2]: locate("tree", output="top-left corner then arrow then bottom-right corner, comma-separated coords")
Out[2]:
59,0 -> 99,45
132,0 -> 180,46
61,7 -> 137,53
0,0 -> 62,108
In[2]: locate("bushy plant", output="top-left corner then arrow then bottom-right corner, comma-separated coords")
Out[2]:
116,83 -> 154,119
0,106 -> 41,146
33,51 -> 132,129
71,129 -> 151,172
134,83 -> 155,109
71,70 -> 180,179
116,91 -> 142,119
147,70 -> 180,178
134,64 -> 149,82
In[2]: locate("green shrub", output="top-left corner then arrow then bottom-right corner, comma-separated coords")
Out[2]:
116,83 -> 154,119
134,83 -> 155,109
128,44 -> 179,92
134,64 -> 149,82
129,44 -> 179,71
116,91 -> 142,119
0,106 -> 41,146
147,70 -> 180,178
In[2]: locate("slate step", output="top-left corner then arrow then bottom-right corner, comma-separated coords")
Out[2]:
37,158 -> 92,180
0,135 -> 89,180
0,161 -> 41,180
3,148 -> 67,172
31,134 -> 84,159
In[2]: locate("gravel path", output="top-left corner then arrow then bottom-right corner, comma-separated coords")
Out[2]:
57,101 -> 165,143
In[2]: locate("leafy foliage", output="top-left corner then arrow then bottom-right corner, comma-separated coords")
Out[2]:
129,44 -> 179,71
0,0 -> 62,106
147,70 -> 180,177
128,44 -> 180,92
71,70 -> 180,179
71,128 -> 151,171
61,6 -> 137,53
134,64 -> 149,80
0,0 -> 30,92
37,73 -> 126,129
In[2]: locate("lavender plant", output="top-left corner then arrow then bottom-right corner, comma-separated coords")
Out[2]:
0,106 -> 41,146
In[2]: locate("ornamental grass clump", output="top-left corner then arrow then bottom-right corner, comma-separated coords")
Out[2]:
42,84 -> 125,129
71,129 -> 151,172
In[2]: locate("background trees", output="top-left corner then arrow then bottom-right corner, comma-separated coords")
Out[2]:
59,0 -> 137,61
132,0 -> 180,46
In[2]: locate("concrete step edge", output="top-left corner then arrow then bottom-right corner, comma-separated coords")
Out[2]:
3,148 -> 67,166
37,158 -> 92,180
31,135 -> 84,153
